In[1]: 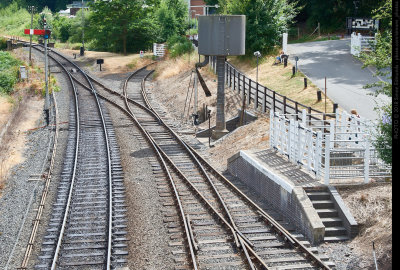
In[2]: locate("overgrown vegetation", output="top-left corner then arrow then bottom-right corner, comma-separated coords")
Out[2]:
167,35 -> 194,58
0,37 -> 7,50
359,0 -> 392,165
0,51 -> 22,94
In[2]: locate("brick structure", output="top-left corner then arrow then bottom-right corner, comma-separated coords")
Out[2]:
190,0 -> 206,18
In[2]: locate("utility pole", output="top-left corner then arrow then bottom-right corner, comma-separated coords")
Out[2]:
81,0 -> 85,55
28,6 -> 36,65
43,17 -> 50,126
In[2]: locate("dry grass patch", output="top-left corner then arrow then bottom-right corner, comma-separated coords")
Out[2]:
338,184 -> 392,269
228,56 -> 335,113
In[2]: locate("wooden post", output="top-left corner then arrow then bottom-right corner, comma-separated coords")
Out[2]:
318,22 -> 320,36
230,66 -> 233,88
283,96 -> 287,114
273,91 -> 276,112
308,107 -> 312,126
233,69 -> 236,91
247,78 -> 251,105
263,87 -> 267,112
254,82 -> 259,109
295,102 -> 299,120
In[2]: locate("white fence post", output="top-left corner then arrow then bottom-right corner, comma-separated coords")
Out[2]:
315,131 -> 322,179
302,109 -> 307,126
364,141 -> 370,183
324,135 -> 331,185
270,110 -> 275,148
282,33 -> 288,54
351,32 -> 362,57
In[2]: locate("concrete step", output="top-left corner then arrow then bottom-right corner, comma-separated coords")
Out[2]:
324,235 -> 350,242
321,217 -> 343,227
291,233 -> 306,241
316,208 -> 339,218
306,191 -> 331,200
312,200 -> 334,209
325,226 -> 347,237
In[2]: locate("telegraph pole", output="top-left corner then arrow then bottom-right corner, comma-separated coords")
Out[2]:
43,17 -> 50,126
28,6 -> 36,65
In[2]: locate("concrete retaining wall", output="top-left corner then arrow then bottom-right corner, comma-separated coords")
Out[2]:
228,150 -> 325,244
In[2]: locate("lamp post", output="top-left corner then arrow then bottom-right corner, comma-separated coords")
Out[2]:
253,51 -> 261,83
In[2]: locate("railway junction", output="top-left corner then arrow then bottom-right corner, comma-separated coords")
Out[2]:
0,31 -> 391,270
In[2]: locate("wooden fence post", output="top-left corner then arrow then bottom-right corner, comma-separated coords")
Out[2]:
254,82 -> 259,109
273,91 -> 276,112
247,79 -> 251,105
263,87 -> 267,112
283,96 -> 287,114
233,69 -> 236,91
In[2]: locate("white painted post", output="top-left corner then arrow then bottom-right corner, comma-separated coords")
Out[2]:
270,110 -> 274,148
324,135 -> 331,185
364,141 -> 370,183
289,119 -> 295,162
282,33 -> 288,54
329,121 -> 335,145
315,131 -> 322,179
306,130 -> 312,171
302,109 -> 307,126
297,123 -> 304,165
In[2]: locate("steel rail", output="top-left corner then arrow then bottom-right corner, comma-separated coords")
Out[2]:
76,78 -> 257,268
83,68 -> 267,268
34,45 -> 331,269
31,44 -> 114,269
140,69 -> 332,270
72,76 -> 199,270
84,66 -> 330,269
76,68 -> 263,269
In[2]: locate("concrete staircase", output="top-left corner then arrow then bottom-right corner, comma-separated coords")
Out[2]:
305,187 -> 349,242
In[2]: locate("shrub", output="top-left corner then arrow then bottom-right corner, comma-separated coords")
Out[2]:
166,35 -> 193,58
0,37 -> 7,50
0,51 -> 22,94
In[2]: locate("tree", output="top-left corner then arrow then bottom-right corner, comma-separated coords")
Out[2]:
156,0 -> 187,42
224,0 -> 299,55
88,0 -> 153,55
360,0 -> 392,165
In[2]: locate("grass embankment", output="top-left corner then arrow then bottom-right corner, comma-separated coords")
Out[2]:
0,48 -> 59,193
0,4 -> 30,39
228,55 -> 335,113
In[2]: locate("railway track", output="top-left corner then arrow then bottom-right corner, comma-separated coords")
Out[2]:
31,45 -> 127,269
31,45 -> 335,269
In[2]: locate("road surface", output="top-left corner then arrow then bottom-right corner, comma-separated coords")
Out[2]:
287,39 -> 391,121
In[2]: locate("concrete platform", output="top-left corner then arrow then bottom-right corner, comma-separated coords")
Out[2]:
227,148 -> 358,244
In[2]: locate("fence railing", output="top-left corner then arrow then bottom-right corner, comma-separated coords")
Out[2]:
270,110 -> 391,184
350,32 -> 377,57
208,57 -> 336,123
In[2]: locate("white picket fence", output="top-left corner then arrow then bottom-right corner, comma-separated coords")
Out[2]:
270,110 -> 391,184
153,43 -> 166,57
350,32 -> 377,57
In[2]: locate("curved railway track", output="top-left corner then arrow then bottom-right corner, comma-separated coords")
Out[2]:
31,45 -> 335,269
31,45 -> 127,269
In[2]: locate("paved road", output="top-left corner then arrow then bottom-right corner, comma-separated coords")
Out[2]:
287,39 -> 391,121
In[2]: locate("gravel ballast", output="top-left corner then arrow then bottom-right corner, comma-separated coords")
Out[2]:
0,47 -> 71,269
